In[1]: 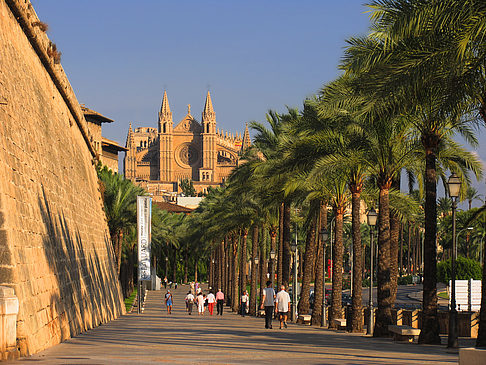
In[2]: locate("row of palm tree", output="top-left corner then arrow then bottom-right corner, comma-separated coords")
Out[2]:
178,0 -> 486,348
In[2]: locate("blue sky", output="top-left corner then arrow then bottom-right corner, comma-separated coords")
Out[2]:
31,1 -> 485,205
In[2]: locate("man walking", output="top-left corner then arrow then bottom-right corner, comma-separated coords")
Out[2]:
260,280 -> 276,329
216,288 -> 225,315
276,285 -> 291,329
185,291 -> 195,315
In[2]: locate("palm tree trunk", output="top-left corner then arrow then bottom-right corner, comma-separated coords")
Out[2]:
195,260 -> 198,283
407,223 -> 411,275
311,201 -> 327,326
298,206 -> 318,317
351,188 -> 363,332
374,185 -> 393,337
399,224 -> 403,277
209,250 -> 214,288
259,237 -> 266,311
418,143 -> 441,344
116,231 -> 123,277
172,248 -> 177,283
329,210 -> 344,329
283,202 -> 292,286
278,203 -> 284,290
240,229 -> 248,298
270,228 -> 277,285
232,234 -> 239,312
390,211 -> 400,304
184,250 -> 188,284
250,225 -> 259,316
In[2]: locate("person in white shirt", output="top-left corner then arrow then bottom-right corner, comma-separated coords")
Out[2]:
207,290 -> 216,315
240,290 -> 249,317
196,292 -> 206,315
185,291 -> 195,315
276,285 -> 291,329
260,281 -> 276,329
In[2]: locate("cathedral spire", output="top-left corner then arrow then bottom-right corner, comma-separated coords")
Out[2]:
242,123 -> 251,150
126,123 -> 134,148
202,91 -> 216,123
159,91 -> 173,133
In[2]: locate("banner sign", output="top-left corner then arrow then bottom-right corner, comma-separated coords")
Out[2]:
137,196 -> 152,281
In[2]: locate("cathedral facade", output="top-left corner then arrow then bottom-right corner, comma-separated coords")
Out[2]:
124,91 -> 250,198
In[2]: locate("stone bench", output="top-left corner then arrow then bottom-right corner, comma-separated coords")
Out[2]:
333,318 -> 346,330
298,315 -> 312,325
388,325 -> 421,342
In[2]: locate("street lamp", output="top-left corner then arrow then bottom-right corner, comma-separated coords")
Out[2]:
320,228 -> 329,327
447,172 -> 461,349
269,249 -> 276,285
366,207 -> 377,335
165,256 -> 169,281
291,240 -> 298,322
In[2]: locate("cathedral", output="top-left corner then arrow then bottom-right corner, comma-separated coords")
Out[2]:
124,91 -> 250,198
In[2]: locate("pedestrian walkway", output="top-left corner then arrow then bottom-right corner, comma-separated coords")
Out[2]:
14,285 -> 458,364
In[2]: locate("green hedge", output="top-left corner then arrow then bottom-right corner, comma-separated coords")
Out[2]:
437,256 -> 482,284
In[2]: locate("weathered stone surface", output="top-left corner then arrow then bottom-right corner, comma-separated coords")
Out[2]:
0,0 -> 124,357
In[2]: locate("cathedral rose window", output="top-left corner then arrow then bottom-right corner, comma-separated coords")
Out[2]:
177,143 -> 199,166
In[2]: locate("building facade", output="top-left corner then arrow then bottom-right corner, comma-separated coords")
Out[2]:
124,91 -> 250,198
82,106 -> 127,173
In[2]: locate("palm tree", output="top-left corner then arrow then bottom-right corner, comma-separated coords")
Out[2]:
465,187 -> 481,210
342,1 -> 484,341
98,166 -> 144,278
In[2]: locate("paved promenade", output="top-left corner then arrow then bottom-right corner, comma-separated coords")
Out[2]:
14,285 -> 459,364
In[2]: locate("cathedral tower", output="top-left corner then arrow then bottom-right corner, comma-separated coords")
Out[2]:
124,123 -> 137,181
200,91 -> 217,182
158,91 -> 173,181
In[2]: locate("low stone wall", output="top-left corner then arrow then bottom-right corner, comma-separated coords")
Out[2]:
0,0 -> 124,357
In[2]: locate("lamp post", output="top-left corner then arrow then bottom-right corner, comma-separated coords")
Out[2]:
320,228 -> 329,327
211,258 -> 215,289
366,207 -> 377,335
290,240 -> 298,322
447,172 -> 461,348
329,216 -> 336,281
254,256 -> 259,314
165,256 -> 169,282
270,249 -> 276,285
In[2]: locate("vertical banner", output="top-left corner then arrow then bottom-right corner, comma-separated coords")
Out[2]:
137,196 -> 152,281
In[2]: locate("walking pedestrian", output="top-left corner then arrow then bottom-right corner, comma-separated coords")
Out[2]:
276,285 -> 291,329
240,290 -> 249,317
196,292 -> 205,315
260,280 -> 275,329
165,290 -> 173,314
216,288 -> 225,316
185,291 -> 194,315
190,281 -> 195,296
207,290 -> 216,315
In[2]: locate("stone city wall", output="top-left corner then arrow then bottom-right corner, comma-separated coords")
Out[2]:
0,0 -> 125,357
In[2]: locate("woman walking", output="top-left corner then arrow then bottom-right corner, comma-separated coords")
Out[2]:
196,292 -> 205,316
165,290 -> 173,314
207,290 -> 216,315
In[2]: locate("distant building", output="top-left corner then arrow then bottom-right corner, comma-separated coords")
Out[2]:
124,91 -> 250,199
82,106 -> 127,172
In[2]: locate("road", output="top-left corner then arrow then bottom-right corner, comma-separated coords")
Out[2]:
14,285 -> 462,364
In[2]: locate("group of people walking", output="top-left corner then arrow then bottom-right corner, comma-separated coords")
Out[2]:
163,281 -> 291,330
182,287 -> 225,316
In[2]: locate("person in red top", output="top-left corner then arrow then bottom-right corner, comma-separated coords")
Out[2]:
216,289 -> 225,316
